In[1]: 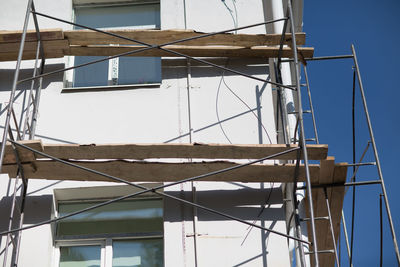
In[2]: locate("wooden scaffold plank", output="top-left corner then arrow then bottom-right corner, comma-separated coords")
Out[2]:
38,142 -> 328,160
2,160 -> 321,183
64,30 -> 306,47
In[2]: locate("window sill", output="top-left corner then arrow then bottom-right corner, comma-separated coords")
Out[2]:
62,83 -> 161,93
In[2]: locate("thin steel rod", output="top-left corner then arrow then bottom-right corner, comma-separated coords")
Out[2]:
352,44 -> 400,264
22,12 -> 295,90
6,141 -> 309,244
33,11 -> 287,49
345,141 -> 371,194
281,55 -> 354,63
303,65 -> 319,144
10,108 -> 22,141
0,180 -> 309,245
324,187 -> 340,267
341,212 -> 354,267
287,1 -> 319,265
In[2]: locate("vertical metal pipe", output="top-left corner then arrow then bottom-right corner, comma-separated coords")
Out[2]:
287,1 -> 319,266
273,62 -> 289,144
2,176 -> 21,267
351,44 -> 400,265
0,1 -> 33,266
22,42 -> 40,139
183,1 -> 198,265
303,65 -> 319,144
324,187 -> 340,267
0,0 -> 33,171
293,186 -> 307,267
350,68 -> 356,267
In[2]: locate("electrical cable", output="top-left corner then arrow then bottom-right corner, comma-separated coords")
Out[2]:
217,3 -> 275,248
216,59 -> 274,145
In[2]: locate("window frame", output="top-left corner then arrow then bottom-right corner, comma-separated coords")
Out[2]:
63,0 -> 162,91
52,184 -> 164,267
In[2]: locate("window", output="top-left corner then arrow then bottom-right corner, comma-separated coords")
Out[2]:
54,198 -> 163,267
68,2 -> 161,88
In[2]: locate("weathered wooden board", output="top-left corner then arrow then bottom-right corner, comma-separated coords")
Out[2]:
0,50 -> 65,61
306,163 -> 348,267
66,45 -> 314,59
324,163 -> 347,267
2,160 -> 321,183
2,140 -> 43,164
38,143 -> 328,160
0,29 -> 64,43
315,157 -> 336,266
0,39 -> 69,53
64,30 -> 306,47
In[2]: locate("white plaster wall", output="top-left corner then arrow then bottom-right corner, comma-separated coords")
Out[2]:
0,0 -> 291,266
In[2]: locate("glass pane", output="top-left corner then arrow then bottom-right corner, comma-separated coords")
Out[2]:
112,239 -> 163,267
60,245 -> 101,267
73,56 -> 108,87
75,4 -> 160,30
118,57 -> 161,84
73,4 -> 161,87
57,199 -> 163,238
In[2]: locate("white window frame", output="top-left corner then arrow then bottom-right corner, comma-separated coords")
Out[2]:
54,239 -> 107,267
52,184 -> 164,267
64,0 -> 161,90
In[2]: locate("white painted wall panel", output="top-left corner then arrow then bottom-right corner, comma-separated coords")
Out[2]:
0,0 -> 292,266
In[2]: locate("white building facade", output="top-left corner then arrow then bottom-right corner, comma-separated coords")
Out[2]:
0,0 -> 304,266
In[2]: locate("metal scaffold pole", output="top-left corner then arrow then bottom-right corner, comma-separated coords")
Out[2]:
351,44 -> 400,265
287,0 -> 319,266
0,0 -> 33,266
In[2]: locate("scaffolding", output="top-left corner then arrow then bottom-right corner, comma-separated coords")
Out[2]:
0,0 -> 398,266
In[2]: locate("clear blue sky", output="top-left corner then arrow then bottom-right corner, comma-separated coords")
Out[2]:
303,0 -> 400,265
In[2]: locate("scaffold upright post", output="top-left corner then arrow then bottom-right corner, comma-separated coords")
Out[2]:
0,0 -> 34,266
351,44 -> 400,265
287,0 -> 319,266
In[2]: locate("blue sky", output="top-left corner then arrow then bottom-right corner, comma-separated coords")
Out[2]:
303,0 -> 400,265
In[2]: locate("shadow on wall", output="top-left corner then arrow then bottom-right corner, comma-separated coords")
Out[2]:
0,63 -> 65,92
0,195 -> 53,231
162,58 -> 270,79
164,186 -> 284,222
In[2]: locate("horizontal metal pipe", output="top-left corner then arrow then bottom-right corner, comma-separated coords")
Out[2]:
296,180 -> 382,190
281,55 -> 354,62
346,162 -> 376,167
300,216 -> 329,221
305,250 -> 334,255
